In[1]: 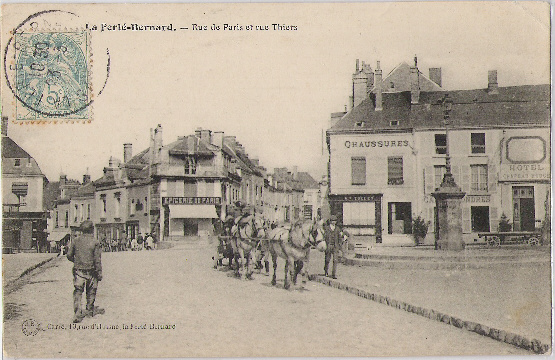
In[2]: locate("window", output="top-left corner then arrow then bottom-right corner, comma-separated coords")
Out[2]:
87,204 -> 91,220
343,202 -> 375,226
388,202 -> 412,234
14,159 -> 20,167
434,165 -> 446,189
387,156 -> 403,185
471,165 -> 488,192
65,211 -> 69,228
471,206 -> 490,232
114,195 -> 120,218
303,205 -> 313,220
390,120 -> 399,126
351,157 -> 366,185
184,157 -> 197,174
101,195 -> 107,217
435,134 -> 447,154
74,205 -> 78,222
471,133 -> 486,154
55,211 -> 59,228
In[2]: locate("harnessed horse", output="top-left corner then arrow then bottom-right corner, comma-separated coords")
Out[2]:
268,219 -> 325,289
230,214 -> 266,279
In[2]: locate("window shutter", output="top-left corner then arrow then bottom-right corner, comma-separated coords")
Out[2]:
490,207 -> 498,232
425,166 -> 434,194
462,206 -> 471,233
488,164 -> 497,193
461,165 -> 470,193
351,157 -> 366,185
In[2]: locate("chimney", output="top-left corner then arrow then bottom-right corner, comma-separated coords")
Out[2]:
83,174 -> 91,184
60,174 -> 67,186
187,135 -> 196,155
292,166 -> 298,180
375,61 -> 383,111
123,143 -> 132,163
108,156 -> 116,168
429,68 -> 442,87
488,70 -> 499,94
212,131 -> 224,148
352,59 -> 372,108
200,129 -> 212,143
1,116 -> 8,136
410,65 -> 420,104
195,128 -> 202,137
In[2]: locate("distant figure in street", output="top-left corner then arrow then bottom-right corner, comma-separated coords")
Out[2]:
130,236 -> 138,251
137,233 -> 144,251
145,233 -> 154,250
324,215 -> 343,279
66,221 -> 104,323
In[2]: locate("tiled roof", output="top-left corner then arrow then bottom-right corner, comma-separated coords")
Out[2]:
43,181 -> 60,210
297,172 -> 319,189
331,84 -> 550,132
2,136 -> 31,158
167,136 -> 215,156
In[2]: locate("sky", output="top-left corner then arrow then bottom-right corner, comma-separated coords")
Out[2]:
1,2 -> 550,183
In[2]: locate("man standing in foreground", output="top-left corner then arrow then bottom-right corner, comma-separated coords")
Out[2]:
324,215 -> 343,279
67,221 -> 104,323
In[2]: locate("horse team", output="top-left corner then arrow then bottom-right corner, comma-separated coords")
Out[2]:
215,213 -> 328,290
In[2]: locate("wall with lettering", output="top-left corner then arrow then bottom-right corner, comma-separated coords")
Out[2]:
499,129 -> 550,182
329,133 -> 416,195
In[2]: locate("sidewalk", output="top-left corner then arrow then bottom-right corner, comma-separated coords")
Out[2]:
307,249 -> 552,352
3,252 -> 57,285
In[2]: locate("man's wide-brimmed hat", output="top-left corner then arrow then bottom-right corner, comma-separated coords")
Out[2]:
79,220 -> 94,233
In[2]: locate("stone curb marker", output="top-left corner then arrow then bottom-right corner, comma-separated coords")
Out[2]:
308,274 -> 550,354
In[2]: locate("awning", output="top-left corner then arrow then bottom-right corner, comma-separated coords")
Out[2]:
48,231 -> 70,242
169,205 -> 218,219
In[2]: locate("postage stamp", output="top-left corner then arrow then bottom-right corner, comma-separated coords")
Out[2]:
13,31 -> 90,120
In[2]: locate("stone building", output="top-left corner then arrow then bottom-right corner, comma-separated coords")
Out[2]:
2,117 -> 48,252
327,60 -> 550,248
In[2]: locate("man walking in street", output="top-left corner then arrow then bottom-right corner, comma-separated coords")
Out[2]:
67,221 -> 104,323
324,215 -> 342,279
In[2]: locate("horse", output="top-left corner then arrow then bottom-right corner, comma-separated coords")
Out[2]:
230,213 -> 266,279
268,219 -> 325,290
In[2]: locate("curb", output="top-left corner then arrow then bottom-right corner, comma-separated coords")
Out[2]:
308,274 -> 550,354
5,256 -> 58,287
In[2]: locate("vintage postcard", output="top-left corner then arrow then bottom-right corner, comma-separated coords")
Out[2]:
1,2 -> 551,358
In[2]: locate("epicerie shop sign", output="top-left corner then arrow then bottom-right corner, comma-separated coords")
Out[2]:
499,164 -> 550,182
162,197 -> 222,205
343,139 -> 411,149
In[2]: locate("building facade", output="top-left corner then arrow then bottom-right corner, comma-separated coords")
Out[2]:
328,60 -> 550,247
2,118 -> 48,252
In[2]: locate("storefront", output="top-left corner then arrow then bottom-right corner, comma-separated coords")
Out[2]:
162,196 -> 221,238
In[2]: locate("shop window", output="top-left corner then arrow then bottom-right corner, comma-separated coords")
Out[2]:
471,165 -> 488,192
471,133 -> 486,154
343,202 -> 375,226
387,156 -> 403,185
471,206 -> 490,232
434,165 -> 446,189
435,134 -> 447,154
351,157 -> 366,185
388,202 -> 412,234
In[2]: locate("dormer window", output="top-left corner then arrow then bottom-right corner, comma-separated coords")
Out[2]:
390,82 -> 395,89
355,121 -> 365,127
185,157 -> 197,175
14,159 -> 20,167
390,120 -> 399,126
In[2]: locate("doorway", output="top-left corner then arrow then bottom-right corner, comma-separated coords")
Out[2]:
183,219 -> 198,236
513,186 -> 535,231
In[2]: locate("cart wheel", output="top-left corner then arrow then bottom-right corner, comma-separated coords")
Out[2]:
527,237 -> 540,246
488,236 -> 501,247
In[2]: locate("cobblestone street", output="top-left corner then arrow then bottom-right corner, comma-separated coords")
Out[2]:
4,239 -> 531,357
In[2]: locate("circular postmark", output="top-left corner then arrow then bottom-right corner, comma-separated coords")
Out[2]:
21,319 -> 40,336
3,10 -> 110,122
15,32 -> 89,118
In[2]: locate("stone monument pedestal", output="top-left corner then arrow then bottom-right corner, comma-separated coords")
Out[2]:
432,174 -> 466,251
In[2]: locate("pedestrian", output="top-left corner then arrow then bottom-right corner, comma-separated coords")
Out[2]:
324,215 -> 343,279
66,221 -> 104,323
137,233 -> 144,251
145,233 -> 154,250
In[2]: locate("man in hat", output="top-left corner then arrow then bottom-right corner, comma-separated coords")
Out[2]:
66,220 -> 104,323
324,215 -> 343,279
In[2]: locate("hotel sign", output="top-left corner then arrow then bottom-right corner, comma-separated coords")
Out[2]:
499,136 -> 550,182
162,197 -> 222,205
